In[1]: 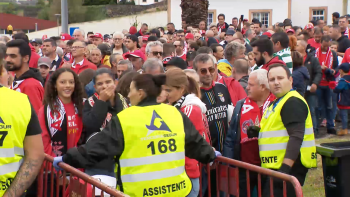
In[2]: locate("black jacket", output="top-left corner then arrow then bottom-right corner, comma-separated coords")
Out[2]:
304,52 -> 322,96
63,98 -> 215,190
337,36 -> 350,53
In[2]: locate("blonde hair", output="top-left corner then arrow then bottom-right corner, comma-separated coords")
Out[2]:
165,68 -> 201,98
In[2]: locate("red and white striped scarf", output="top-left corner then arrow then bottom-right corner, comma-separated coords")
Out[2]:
344,27 -> 349,38
315,47 -> 333,68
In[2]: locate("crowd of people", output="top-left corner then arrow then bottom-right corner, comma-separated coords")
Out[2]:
0,10 -> 349,197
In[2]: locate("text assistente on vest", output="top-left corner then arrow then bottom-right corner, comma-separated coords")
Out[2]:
258,65 -> 317,197
56,100 -> 216,196
0,86 -> 45,197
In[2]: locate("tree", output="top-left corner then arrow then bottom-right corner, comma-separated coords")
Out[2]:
180,0 -> 209,29
37,0 -> 46,7
49,0 -> 86,23
4,3 -> 17,15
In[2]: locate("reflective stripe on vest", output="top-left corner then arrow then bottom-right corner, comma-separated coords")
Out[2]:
0,87 -> 31,195
259,90 -> 317,169
118,104 -> 192,197
0,147 -> 24,158
0,159 -> 23,176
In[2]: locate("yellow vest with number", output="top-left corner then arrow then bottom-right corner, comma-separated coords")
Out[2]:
259,90 -> 317,170
117,103 -> 191,197
0,87 -> 30,195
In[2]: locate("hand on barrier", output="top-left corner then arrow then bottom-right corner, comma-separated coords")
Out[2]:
215,151 -> 222,158
53,156 -> 64,171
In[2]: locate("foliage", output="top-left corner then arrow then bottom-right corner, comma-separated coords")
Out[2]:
49,0 -> 87,23
130,15 -> 140,29
37,0 -> 46,7
3,3 -> 17,15
84,5 -> 107,22
83,0 -> 134,5
180,0 -> 209,28
38,6 -> 50,20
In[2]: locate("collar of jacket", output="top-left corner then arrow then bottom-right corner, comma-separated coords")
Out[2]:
137,97 -> 159,107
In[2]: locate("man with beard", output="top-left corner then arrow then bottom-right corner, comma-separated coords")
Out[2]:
42,39 -> 62,72
307,27 -> 323,50
5,39 -> 44,113
251,38 -> 286,71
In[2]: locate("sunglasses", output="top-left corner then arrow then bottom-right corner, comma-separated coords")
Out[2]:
200,67 -> 215,75
152,51 -> 163,56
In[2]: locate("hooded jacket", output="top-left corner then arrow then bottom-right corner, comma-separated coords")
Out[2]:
110,43 -> 129,54
261,56 -> 286,70
334,75 -> 350,108
29,43 -> 40,68
176,94 -> 210,178
238,75 -> 249,94
304,52 -> 322,97
218,76 -> 247,106
292,66 -> 310,97
12,68 -> 44,113
217,59 -> 233,77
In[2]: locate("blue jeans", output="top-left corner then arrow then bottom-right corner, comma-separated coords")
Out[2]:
316,86 -> 334,129
339,109 -> 349,129
305,94 -> 318,134
188,178 -> 200,197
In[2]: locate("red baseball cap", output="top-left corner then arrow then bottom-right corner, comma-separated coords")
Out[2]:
42,35 -> 48,40
125,50 -> 146,61
304,23 -> 314,30
185,33 -> 194,39
286,29 -> 295,34
91,33 -> 103,39
61,33 -> 72,41
262,32 -> 272,38
142,35 -> 150,41
199,30 -> 206,35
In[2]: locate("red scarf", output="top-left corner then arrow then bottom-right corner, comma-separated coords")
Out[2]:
239,94 -> 275,164
217,23 -> 226,32
138,29 -> 143,36
315,47 -> 333,68
47,98 -> 82,152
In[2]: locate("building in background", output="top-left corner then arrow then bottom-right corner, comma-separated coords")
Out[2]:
168,0 -> 349,28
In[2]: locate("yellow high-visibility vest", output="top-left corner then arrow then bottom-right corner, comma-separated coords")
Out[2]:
118,103 -> 191,197
259,90 -> 317,169
0,87 -> 31,196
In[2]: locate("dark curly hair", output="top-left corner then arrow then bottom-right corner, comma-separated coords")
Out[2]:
43,68 -> 84,116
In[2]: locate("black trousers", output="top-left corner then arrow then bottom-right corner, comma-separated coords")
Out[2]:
238,168 -> 260,197
262,165 -> 308,197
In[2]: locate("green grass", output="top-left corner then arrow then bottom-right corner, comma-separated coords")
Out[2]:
0,2 -> 9,5
303,135 -> 350,197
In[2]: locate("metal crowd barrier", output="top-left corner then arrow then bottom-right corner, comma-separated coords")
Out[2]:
37,154 -> 128,197
199,156 -> 303,197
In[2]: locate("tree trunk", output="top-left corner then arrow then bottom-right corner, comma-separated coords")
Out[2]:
180,0 -> 209,29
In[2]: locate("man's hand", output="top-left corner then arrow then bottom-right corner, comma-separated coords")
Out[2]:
61,62 -> 72,69
310,84 -> 317,93
99,85 -> 116,102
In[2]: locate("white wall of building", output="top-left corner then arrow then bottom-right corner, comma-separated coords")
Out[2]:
170,0 -> 288,29
134,0 -> 163,5
27,11 -> 167,39
291,0 -> 343,26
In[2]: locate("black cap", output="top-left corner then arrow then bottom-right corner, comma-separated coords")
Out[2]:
103,34 -> 111,39
339,63 -> 350,73
148,36 -> 158,42
30,38 -> 42,45
165,57 -> 187,70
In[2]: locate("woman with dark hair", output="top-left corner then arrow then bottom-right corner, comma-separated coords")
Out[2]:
291,51 -> 310,96
38,68 -> 84,157
54,74 -> 218,197
98,43 -> 112,67
164,68 -> 210,197
0,59 -> 10,87
83,68 -> 128,177
116,71 -> 139,103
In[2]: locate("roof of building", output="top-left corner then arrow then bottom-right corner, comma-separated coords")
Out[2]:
0,13 -> 57,30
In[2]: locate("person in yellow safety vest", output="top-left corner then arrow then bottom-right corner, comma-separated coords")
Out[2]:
0,84 -> 44,197
53,74 -> 219,197
255,64 -> 317,197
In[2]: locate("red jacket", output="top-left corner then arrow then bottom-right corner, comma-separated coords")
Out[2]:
261,56 -> 286,70
342,48 -> 350,65
29,43 -> 40,69
60,58 -> 97,74
179,94 -> 210,178
11,69 -> 44,113
218,76 -> 247,106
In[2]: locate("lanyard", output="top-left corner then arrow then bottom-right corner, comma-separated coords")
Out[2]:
272,89 -> 294,111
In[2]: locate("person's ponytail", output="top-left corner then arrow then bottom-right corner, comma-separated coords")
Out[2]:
152,74 -> 166,87
187,75 -> 201,98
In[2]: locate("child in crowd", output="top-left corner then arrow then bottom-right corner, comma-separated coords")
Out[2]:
333,63 -> 350,136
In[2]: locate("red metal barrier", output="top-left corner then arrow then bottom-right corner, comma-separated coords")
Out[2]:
199,156 -> 303,197
37,154 -> 128,197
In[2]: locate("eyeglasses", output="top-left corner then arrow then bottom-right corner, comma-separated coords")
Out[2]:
71,46 -> 85,50
152,51 -> 163,56
113,38 -> 123,41
200,67 -> 215,75
177,35 -> 185,38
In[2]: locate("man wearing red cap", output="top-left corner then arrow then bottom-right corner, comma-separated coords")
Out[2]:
124,50 -> 146,73
304,23 -> 315,38
91,33 -> 103,46
61,40 -> 97,74
140,35 -> 150,54
61,33 -> 72,41
185,33 -> 194,42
